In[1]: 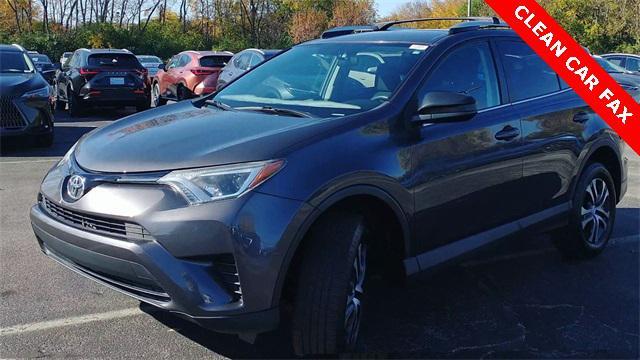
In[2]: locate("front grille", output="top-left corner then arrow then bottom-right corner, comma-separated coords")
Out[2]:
41,196 -> 153,241
213,254 -> 242,302
0,97 -> 26,129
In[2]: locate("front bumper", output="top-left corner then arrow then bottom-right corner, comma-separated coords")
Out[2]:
30,169 -> 310,334
0,96 -> 54,138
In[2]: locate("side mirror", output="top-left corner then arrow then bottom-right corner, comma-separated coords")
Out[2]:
412,91 -> 477,124
158,63 -> 165,71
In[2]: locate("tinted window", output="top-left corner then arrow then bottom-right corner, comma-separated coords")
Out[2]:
178,54 -> 191,67
0,51 -> 35,73
88,53 -> 140,68
626,57 -> 640,72
498,41 -> 560,102
606,56 -> 625,67
31,54 -> 52,64
419,41 -> 500,110
249,53 -> 262,67
235,53 -> 252,70
200,55 -> 232,67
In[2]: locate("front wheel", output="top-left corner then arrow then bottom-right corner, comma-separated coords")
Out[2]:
152,83 -> 167,107
292,212 -> 368,355
554,163 -> 616,258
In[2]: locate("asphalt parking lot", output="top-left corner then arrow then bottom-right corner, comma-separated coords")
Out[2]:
1,108 -> 638,358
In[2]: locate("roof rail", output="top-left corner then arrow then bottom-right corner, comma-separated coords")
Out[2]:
377,17 -> 501,31
11,43 -> 26,51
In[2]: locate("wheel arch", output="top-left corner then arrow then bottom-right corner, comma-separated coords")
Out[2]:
273,185 -> 411,307
575,139 -> 623,203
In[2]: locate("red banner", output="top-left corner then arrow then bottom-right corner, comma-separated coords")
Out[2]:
485,0 -> 640,155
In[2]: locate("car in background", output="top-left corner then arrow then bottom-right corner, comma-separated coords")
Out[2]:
593,55 -> 640,94
54,48 -> 150,116
59,51 -> 73,66
0,44 -> 54,147
30,53 -> 57,84
136,55 -> 163,77
216,49 -> 280,90
601,53 -> 640,75
151,50 -> 232,106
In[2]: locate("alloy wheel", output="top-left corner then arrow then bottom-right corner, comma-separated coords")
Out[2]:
152,83 -> 160,107
580,177 -> 611,247
344,242 -> 366,347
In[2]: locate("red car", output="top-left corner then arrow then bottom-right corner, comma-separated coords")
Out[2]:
151,50 -> 233,106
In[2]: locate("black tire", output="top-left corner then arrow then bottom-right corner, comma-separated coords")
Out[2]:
292,211 -> 368,355
177,85 -> 189,101
554,163 -> 616,259
54,84 -> 65,111
136,98 -> 151,112
152,82 -> 167,107
67,90 -> 83,117
34,131 -> 54,148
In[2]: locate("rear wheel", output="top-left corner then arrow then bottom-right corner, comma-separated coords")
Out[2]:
53,84 -> 65,111
67,89 -> 84,117
554,163 -> 616,258
292,212 -> 368,355
177,85 -> 189,101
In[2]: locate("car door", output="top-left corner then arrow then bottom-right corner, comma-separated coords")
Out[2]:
410,40 -> 524,253
166,54 -> 188,98
495,39 -> 589,215
58,51 -> 79,101
160,56 -> 177,96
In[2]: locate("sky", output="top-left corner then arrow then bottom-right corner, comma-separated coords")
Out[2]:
375,0 -> 409,18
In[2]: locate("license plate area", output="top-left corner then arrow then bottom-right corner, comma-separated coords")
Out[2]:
110,77 -> 125,85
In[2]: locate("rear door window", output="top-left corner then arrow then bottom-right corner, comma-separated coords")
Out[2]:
88,54 -> 140,68
606,56 -> 625,67
249,53 -> 262,68
626,57 -> 640,72
418,41 -> 501,110
200,55 -> 231,67
497,40 -> 561,102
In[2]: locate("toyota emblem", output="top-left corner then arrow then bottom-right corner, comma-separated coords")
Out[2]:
66,175 -> 86,201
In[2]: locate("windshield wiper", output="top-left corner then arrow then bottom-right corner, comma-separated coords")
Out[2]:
236,106 -> 312,118
204,99 -> 232,111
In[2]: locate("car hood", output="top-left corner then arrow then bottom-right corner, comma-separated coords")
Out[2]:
0,73 -> 42,95
74,101 -> 322,173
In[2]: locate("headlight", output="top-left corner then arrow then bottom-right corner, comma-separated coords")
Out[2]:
22,86 -> 50,99
158,160 -> 285,205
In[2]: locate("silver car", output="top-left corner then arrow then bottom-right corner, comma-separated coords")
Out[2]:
216,49 -> 280,90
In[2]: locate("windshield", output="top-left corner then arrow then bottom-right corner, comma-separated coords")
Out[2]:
595,57 -> 626,73
137,56 -> 162,64
0,51 -> 35,73
214,43 -> 426,118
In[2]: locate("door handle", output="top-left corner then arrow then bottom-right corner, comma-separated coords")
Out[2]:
573,112 -> 590,123
495,125 -> 520,141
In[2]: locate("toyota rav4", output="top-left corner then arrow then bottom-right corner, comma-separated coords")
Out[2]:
31,18 -> 628,355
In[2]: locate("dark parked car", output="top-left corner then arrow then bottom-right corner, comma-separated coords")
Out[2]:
136,55 -> 163,77
31,19 -> 628,355
0,44 -> 54,147
29,53 -> 57,84
54,48 -> 150,116
601,53 -> 640,75
593,55 -> 640,98
216,48 -> 279,89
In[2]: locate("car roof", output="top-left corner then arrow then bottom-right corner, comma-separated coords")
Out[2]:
602,53 -> 640,58
308,29 -> 450,45
0,44 -> 25,52
80,48 -> 133,54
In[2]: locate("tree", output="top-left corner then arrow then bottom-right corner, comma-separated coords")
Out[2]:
289,7 -> 327,43
328,0 -> 375,27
